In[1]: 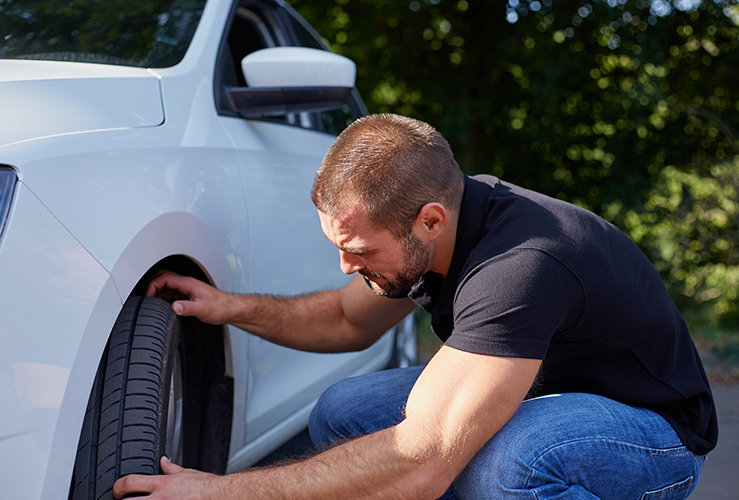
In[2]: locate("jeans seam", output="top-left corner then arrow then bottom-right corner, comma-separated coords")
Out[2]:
531,437 -> 688,462
526,438 -> 690,488
651,445 -> 689,456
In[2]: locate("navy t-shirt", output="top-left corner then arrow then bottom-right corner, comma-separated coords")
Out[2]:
407,175 -> 717,455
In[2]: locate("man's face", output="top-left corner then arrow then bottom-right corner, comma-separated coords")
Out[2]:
318,208 -> 431,298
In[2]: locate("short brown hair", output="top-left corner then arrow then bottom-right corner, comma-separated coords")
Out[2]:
311,114 -> 465,238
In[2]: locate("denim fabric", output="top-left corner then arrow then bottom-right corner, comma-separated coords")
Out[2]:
309,367 -> 706,500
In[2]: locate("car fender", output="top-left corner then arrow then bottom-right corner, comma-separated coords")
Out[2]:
7,127 -> 248,278
0,183 -> 112,499
43,211 -> 242,499
108,210 -> 236,300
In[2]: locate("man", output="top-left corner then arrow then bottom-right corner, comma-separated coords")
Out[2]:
115,114 -> 716,499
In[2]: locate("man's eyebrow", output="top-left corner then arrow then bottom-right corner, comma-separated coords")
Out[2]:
339,246 -> 370,255
320,232 -> 372,254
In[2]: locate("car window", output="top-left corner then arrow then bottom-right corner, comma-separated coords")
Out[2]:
215,1 -> 311,127
220,5 -> 282,88
282,7 -> 363,135
0,0 -> 207,68
215,0 -> 363,134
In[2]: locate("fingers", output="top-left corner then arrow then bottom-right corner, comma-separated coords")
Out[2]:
145,270 -> 170,297
172,299 -> 195,317
113,459 -> 216,500
146,272 -> 199,318
161,456 -> 184,475
113,458 -> 183,498
146,271 -> 193,298
171,292 -> 213,319
171,295 -> 223,324
145,271 -> 226,324
172,300 -> 186,315
113,473 -> 158,499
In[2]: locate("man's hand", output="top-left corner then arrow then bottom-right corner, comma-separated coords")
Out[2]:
147,271 -> 235,325
114,457 -> 221,500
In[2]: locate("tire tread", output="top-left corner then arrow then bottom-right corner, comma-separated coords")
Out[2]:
69,296 -> 178,500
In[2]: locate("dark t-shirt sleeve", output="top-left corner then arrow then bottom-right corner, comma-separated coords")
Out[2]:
445,248 -> 585,359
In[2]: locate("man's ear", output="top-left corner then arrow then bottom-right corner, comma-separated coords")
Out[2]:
414,203 -> 447,241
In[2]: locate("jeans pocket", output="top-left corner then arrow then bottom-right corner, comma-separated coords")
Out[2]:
640,475 -> 694,500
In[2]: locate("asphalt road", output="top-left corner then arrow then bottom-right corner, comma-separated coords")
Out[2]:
689,382 -> 739,499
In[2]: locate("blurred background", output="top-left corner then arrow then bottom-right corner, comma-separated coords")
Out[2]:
5,0 -> 733,371
289,0 -> 739,377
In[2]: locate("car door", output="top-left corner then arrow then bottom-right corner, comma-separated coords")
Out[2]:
213,0 -> 392,465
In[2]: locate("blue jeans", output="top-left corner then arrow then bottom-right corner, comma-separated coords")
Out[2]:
309,366 -> 706,499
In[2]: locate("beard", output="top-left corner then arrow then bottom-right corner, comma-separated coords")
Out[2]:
362,231 -> 431,299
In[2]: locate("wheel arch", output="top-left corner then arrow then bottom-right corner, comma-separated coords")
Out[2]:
128,255 -> 235,474
104,209 -> 242,391
57,213 -> 239,497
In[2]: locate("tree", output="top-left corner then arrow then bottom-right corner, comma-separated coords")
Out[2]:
290,0 -> 739,325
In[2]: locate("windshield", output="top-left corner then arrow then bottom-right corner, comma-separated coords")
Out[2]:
0,0 -> 207,68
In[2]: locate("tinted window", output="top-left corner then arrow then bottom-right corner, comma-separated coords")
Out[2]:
215,0 -> 363,134
283,7 -> 364,134
0,0 -> 207,68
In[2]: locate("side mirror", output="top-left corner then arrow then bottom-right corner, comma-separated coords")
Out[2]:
226,47 -> 356,118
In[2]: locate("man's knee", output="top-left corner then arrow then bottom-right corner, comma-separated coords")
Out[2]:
309,377 -> 358,449
309,367 -> 424,450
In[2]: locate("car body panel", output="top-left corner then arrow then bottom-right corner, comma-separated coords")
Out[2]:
227,335 -> 393,472
0,61 -> 164,147
0,183 -> 113,500
13,130 -> 246,280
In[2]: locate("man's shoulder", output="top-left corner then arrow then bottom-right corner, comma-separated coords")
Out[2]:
458,247 -> 579,297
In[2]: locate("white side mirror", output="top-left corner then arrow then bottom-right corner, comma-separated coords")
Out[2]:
241,47 -> 356,88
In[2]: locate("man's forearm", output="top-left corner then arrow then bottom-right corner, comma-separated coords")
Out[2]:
222,426 -> 448,500
226,289 -> 373,353
224,275 -> 416,353
114,424 -> 450,500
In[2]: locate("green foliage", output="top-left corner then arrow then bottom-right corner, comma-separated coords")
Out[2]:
620,157 -> 739,326
289,0 -> 739,326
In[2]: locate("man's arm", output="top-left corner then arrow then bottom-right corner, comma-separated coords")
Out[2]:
114,346 -> 542,500
146,271 -> 416,352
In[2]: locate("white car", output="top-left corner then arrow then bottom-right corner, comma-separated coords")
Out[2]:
0,0 -> 416,498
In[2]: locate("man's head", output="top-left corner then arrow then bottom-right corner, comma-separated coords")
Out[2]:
313,114 -> 464,297
318,205 -> 434,298
311,113 -> 464,239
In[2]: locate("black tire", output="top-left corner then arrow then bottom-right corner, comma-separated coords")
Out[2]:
69,296 -> 201,500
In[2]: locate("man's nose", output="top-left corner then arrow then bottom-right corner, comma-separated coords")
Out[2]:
339,251 -> 364,275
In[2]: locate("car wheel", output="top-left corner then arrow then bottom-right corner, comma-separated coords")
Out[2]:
69,296 -> 196,500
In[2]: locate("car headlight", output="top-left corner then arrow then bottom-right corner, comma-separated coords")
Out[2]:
0,166 -> 16,240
